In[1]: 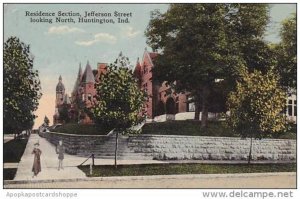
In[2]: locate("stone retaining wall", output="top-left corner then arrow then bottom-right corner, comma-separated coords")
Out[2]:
43,132 -> 296,161
128,135 -> 296,161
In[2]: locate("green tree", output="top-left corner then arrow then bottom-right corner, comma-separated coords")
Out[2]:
3,37 -> 42,136
91,54 -> 146,168
44,116 -> 50,126
145,4 -> 271,127
274,14 -> 296,90
224,4 -> 271,71
58,104 -> 71,123
227,67 -> 286,163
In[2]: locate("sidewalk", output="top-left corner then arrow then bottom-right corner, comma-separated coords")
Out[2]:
14,134 -> 165,181
14,134 -> 87,181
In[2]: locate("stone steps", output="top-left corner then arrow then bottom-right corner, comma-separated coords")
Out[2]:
75,135 -> 150,160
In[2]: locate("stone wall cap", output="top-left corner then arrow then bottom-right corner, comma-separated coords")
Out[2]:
47,132 -> 109,137
128,134 -> 296,141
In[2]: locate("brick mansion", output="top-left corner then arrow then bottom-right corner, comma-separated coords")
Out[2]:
53,49 -> 297,124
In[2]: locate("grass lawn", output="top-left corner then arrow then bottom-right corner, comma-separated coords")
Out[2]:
142,121 -> 238,137
54,123 -> 112,135
141,120 -> 296,139
3,168 -> 17,180
4,138 -> 28,163
78,163 -> 296,177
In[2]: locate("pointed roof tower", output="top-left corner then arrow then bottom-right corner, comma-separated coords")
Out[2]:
82,60 -> 95,84
56,75 -> 65,92
78,62 -> 82,78
133,57 -> 142,79
72,63 -> 84,94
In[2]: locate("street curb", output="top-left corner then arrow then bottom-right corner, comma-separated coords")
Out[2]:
4,172 -> 296,185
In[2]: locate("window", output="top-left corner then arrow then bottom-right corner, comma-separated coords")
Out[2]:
286,99 -> 296,117
288,105 -> 293,116
88,94 -> 92,101
143,83 -> 148,92
187,96 -> 195,112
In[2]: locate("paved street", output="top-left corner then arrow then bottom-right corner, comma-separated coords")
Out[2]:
5,172 -> 296,188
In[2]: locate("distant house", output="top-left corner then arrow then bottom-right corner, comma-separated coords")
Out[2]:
286,93 -> 297,123
53,62 -> 107,124
133,49 -> 220,122
133,49 -> 297,123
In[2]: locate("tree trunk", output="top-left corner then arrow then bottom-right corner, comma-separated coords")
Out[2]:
201,86 -> 209,128
114,131 -> 119,168
248,137 -> 253,164
194,101 -> 200,120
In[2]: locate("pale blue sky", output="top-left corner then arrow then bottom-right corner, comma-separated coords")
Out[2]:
3,4 -> 296,127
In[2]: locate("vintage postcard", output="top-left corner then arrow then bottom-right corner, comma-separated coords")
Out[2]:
2,2 -> 297,193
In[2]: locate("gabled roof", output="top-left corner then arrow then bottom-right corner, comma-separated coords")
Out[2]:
82,61 -> 95,84
133,48 -> 158,73
143,48 -> 158,67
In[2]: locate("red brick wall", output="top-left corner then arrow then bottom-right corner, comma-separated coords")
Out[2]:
84,83 -> 96,108
136,51 -> 189,119
140,52 -> 154,118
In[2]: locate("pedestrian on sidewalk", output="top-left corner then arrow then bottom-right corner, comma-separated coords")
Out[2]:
32,142 -> 42,177
56,140 -> 65,170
